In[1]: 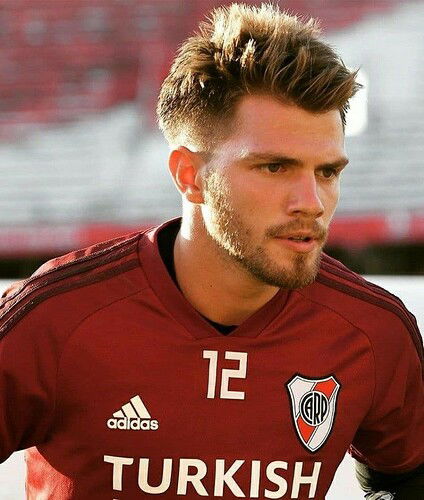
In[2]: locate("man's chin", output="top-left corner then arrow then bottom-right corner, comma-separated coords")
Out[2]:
257,250 -> 322,289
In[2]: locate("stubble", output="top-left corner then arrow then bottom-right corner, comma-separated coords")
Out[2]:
202,168 -> 326,289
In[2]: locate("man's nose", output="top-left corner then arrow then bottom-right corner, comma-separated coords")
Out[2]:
286,172 -> 325,218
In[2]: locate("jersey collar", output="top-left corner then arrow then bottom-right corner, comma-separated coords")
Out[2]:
138,217 -> 290,340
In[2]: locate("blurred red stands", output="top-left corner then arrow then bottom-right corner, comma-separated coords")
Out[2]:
0,0 -> 176,138
0,0 -> 401,140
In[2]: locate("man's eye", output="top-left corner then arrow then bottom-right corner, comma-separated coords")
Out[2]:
261,164 -> 283,173
319,167 -> 339,179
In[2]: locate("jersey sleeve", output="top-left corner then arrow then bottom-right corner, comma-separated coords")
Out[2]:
0,283 -> 60,463
350,312 -> 424,473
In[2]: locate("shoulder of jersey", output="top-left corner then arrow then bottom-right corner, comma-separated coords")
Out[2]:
304,253 -> 423,361
0,229 -> 149,339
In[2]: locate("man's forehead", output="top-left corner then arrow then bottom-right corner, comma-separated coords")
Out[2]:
213,97 -> 345,160
234,94 -> 342,121
230,95 -> 344,139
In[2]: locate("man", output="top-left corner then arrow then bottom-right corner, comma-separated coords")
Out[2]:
0,4 -> 423,499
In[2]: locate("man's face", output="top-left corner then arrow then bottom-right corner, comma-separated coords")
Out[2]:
200,95 -> 347,289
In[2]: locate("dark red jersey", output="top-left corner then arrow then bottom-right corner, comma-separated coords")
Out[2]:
0,218 -> 423,499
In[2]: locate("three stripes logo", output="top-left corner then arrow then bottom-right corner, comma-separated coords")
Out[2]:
107,395 -> 159,431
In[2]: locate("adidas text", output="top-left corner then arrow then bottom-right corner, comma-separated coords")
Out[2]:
107,418 -> 159,431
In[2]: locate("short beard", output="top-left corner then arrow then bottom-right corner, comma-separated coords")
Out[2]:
202,168 -> 326,289
235,244 -> 322,289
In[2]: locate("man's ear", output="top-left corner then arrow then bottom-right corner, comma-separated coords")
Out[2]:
168,147 -> 205,204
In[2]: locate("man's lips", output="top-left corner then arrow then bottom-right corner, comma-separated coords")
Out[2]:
272,230 -> 325,253
266,222 -> 327,252
277,231 -> 318,242
273,236 -> 320,253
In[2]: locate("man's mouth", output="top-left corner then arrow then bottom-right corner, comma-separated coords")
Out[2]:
274,232 -> 321,253
283,230 -> 320,242
287,236 -> 313,242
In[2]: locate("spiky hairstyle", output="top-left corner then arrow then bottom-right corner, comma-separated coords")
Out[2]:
157,3 -> 361,149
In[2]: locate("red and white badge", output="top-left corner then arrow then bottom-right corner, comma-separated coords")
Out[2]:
286,374 -> 340,453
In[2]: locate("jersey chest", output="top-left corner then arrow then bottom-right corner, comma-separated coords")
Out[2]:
47,298 -> 374,498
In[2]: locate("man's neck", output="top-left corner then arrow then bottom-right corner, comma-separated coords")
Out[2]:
173,216 -> 280,326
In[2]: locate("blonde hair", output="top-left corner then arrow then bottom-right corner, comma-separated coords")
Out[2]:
158,3 -> 360,149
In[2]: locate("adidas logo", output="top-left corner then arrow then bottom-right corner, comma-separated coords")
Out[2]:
107,395 -> 159,431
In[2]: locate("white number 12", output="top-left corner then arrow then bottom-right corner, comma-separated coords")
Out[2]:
202,350 -> 248,400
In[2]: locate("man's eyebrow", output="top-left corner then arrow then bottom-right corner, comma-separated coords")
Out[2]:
239,152 -> 349,169
317,157 -> 349,169
238,152 -> 301,165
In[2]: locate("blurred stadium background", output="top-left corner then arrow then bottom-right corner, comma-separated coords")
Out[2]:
0,0 -> 423,498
